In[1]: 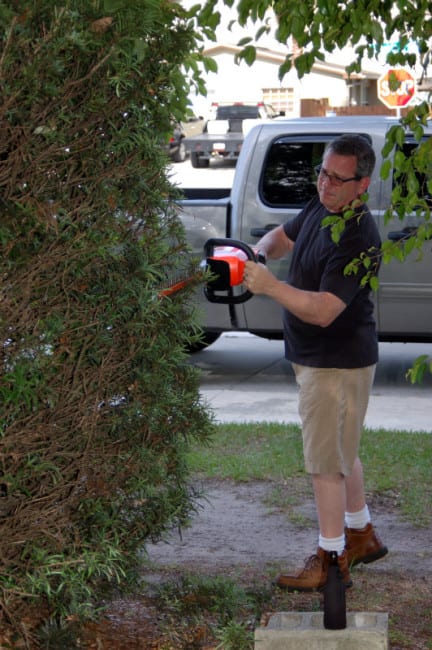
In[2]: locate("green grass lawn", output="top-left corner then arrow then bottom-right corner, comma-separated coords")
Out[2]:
187,422 -> 432,526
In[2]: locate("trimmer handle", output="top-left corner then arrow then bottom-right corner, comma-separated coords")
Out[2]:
203,238 -> 259,304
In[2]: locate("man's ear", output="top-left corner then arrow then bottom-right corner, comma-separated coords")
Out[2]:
359,177 -> 370,194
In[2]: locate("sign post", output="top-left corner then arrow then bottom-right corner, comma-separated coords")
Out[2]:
377,68 -> 417,116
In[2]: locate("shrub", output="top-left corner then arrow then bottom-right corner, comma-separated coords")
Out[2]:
0,0 -> 213,644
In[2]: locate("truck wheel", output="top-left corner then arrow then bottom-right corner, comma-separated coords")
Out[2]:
191,152 -> 209,168
172,140 -> 186,163
187,331 -> 221,353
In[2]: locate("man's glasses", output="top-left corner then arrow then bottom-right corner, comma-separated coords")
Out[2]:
315,164 -> 361,187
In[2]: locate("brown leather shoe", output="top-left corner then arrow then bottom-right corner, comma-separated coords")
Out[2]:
345,523 -> 388,566
274,547 -> 352,592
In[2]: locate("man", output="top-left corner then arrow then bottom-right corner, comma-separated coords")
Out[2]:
244,134 -> 388,591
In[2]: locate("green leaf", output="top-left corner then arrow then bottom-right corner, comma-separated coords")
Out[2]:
291,15 -> 306,39
395,126 -> 406,148
369,275 -> 380,292
255,25 -> 270,40
404,235 -> 417,256
321,215 -> 339,228
394,149 -> 406,169
362,255 -> 371,269
369,20 -> 383,43
380,159 -> 392,180
406,355 -> 432,384
203,56 -> 218,73
278,57 -> 292,80
237,36 -> 253,46
406,171 -> 419,194
238,45 -> 256,65
413,124 -> 424,142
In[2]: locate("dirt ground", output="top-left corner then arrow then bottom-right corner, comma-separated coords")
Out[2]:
85,479 -> 432,649
145,479 -> 432,577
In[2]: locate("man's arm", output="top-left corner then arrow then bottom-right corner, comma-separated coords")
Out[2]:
255,224 -> 294,260
244,262 -> 346,327
249,223 -> 346,327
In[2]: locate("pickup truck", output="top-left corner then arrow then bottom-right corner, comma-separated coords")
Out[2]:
184,101 -> 280,168
177,115 -> 432,350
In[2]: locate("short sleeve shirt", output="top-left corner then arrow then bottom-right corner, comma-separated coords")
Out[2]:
282,195 -> 381,368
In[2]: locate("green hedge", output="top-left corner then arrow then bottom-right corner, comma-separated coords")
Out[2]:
0,1 -> 213,644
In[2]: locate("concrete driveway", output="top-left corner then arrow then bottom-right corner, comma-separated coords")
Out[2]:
190,333 -> 432,432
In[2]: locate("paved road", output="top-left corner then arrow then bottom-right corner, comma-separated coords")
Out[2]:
190,333 -> 432,432
170,157 -> 236,188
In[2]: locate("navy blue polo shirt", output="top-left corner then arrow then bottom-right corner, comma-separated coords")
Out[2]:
282,195 -> 381,368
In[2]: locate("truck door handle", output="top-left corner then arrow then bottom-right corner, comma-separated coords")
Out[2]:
387,226 -> 418,241
388,226 -> 432,242
250,224 -> 279,237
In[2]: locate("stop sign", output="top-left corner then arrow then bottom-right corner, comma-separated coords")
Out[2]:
377,68 -> 416,109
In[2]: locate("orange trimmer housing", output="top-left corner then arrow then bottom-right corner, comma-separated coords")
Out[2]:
221,255 -> 246,286
203,238 -> 261,304
206,252 -> 246,287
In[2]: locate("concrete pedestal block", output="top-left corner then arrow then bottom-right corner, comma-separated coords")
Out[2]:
254,611 -> 388,649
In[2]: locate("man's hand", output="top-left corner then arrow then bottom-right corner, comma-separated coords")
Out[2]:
243,260 -> 280,296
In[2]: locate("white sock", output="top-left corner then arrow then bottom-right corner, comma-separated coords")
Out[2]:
319,534 -> 346,555
345,505 -> 371,530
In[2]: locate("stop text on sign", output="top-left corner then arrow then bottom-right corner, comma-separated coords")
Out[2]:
377,69 -> 416,109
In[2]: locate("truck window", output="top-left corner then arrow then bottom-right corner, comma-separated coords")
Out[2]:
260,133 -> 373,208
394,139 -> 432,205
260,139 -> 325,207
215,105 -> 261,120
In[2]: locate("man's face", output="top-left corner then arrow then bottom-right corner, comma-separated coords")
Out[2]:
317,152 -> 370,213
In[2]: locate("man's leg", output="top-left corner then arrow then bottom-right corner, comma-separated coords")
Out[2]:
345,457 -> 388,566
274,365 -> 385,591
275,366 -> 352,591
312,473 -> 345,538
345,457 -> 366,513
275,472 -> 351,591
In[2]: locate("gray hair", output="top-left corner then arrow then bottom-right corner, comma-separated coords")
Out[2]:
324,134 -> 376,178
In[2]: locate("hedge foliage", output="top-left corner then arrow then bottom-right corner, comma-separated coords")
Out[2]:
0,1 -> 213,645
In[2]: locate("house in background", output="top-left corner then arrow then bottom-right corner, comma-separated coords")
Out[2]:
187,3 -> 430,120
192,42 -> 384,119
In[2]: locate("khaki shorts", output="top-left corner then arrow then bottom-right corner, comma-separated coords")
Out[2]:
292,363 -> 376,476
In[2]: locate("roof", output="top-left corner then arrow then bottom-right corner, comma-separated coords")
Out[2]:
203,43 -> 382,80
259,114 -> 432,135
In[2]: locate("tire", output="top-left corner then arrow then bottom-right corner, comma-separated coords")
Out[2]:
187,331 -> 221,353
191,152 -> 209,168
172,140 -> 186,163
